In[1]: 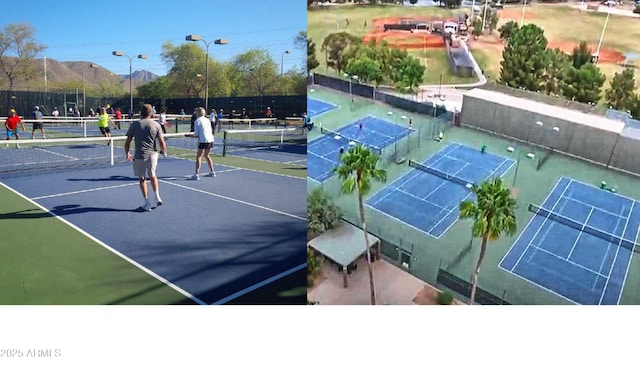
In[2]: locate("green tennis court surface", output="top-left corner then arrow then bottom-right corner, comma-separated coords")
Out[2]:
309,84 -> 640,305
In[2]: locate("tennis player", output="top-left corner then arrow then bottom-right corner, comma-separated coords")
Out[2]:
5,108 -> 25,147
31,106 -> 46,139
186,107 -> 216,180
97,107 -> 117,145
124,104 -> 166,212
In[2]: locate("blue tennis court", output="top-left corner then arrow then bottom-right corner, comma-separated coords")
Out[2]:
499,177 -> 640,305
308,97 -> 337,118
366,143 -> 515,238
307,115 -> 413,182
0,153 -> 306,304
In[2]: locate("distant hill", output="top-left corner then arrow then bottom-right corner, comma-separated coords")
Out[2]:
119,70 -> 159,82
0,57 -> 158,91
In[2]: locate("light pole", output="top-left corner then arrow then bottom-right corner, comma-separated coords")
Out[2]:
281,50 -> 291,75
595,12 -> 611,64
83,63 -> 99,117
535,120 -> 560,170
343,73 -> 359,110
186,35 -> 228,112
112,51 -> 147,116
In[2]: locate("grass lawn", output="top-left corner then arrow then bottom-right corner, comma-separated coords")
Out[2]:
308,4 -> 467,83
309,3 -> 640,95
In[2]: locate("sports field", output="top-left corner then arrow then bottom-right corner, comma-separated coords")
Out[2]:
308,85 -> 640,305
0,128 -> 307,305
309,3 -> 640,90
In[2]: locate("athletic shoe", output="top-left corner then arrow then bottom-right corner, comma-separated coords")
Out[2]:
142,201 -> 152,212
206,172 -> 216,177
156,198 -> 163,207
188,174 -> 200,181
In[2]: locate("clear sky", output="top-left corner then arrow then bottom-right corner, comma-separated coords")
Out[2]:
2,0 -> 306,77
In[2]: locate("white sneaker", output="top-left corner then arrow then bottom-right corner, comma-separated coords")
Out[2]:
206,172 -> 216,177
142,201 -> 152,211
188,174 -> 200,181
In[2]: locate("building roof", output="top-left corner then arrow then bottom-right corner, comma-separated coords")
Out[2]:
464,89 -> 625,134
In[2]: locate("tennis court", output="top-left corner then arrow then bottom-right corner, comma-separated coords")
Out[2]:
307,115 -> 414,182
308,97 -> 337,118
366,143 -> 515,238
0,134 -> 306,304
499,177 -> 640,305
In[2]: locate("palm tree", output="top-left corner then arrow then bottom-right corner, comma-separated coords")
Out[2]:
335,144 -> 387,305
459,177 -> 517,305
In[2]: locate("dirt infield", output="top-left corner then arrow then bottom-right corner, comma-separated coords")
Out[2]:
363,16 -> 463,49
547,40 -> 624,64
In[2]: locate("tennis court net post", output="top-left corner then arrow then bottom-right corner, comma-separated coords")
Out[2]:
528,203 -> 639,253
408,159 -> 473,188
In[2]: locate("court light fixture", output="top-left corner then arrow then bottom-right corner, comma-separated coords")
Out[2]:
112,51 -> 148,115
185,35 -> 228,111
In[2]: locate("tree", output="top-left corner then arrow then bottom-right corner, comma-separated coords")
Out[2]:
459,177 -> 517,305
544,48 -> 569,96
307,188 -> 342,240
161,41 -> 231,98
321,32 -> 361,74
393,56 -> 426,94
487,8 -> 500,34
335,145 -> 387,305
409,0 -> 418,4
0,23 -> 46,91
307,37 -> 320,72
605,67 -> 636,111
498,21 -> 519,41
294,30 -> 309,73
229,48 -> 280,97
472,18 -> 483,40
559,63 -> 606,104
499,24 -> 549,92
572,41 -> 593,69
136,76 -> 171,100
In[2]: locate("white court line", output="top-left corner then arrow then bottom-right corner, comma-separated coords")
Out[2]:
567,176 -> 639,203
498,178 -> 568,270
365,203 -> 441,239
617,201 -> 640,304
531,243 -> 609,279
0,181 -> 205,305
512,180 -> 573,272
226,153 -> 306,167
565,196 -> 627,218
160,180 -> 306,221
34,147 -> 79,160
566,207 -> 594,260
32,183 -> 138,200
498,265 -> 581,305
285,159 -> 307,165
210,263 -> 306,305
602,200 -> 636,305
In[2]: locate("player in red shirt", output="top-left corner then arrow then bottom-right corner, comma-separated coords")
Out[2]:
114,107 -> 123,130
5,108 -> 26,145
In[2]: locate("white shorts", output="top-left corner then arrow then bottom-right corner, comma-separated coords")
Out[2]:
133,153 -> 159,178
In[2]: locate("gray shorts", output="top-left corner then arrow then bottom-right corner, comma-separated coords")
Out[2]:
133,153 -> 159,178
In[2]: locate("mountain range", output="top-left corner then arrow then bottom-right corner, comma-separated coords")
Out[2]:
0,58 -> 159,91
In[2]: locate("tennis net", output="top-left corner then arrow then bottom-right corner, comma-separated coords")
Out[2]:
0,133 -> 186,174
319,126 -> 382,155
408,159 -> 473,187
222,127 -> 306,156
528,203 -> 639,252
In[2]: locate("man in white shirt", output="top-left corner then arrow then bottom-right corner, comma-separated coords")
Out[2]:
186,107 -> 216,180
